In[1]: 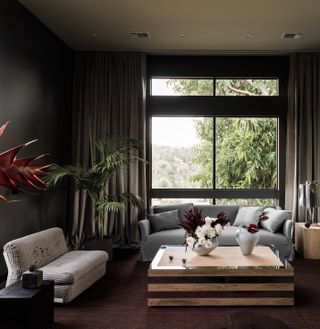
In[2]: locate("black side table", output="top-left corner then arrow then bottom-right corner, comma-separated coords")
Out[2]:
0,280 -> 54,329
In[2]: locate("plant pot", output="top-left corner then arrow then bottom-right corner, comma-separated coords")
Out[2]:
236,227 -> 259,256
84,237 -> 113,261
188,237 -> 219,256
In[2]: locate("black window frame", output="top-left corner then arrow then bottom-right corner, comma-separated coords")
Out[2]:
146,55 -> 289,208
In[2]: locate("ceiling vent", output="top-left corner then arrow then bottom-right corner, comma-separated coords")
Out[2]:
281,33 -> 302,39
130,32 -> 150,39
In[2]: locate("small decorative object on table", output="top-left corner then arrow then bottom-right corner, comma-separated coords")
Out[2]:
236,224 -> 260,255
22,264 -> 43,289
178,208 -> 230,256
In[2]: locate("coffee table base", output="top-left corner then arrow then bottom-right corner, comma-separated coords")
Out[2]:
148,246 -> 294,307
148,298 -> 294,307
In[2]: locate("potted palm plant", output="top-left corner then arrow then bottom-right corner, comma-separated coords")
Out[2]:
46,137 -> 145,254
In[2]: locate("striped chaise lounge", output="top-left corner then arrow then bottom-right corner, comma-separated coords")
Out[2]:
3,227 -> 108,303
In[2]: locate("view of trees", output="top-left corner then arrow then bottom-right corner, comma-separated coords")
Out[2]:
152,145 -> 202,188
152,79 -> 278,205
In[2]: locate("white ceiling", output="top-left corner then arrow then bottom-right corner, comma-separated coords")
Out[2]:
19,0 -> 320,53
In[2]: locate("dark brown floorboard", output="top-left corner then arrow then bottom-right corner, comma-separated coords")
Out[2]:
51,250 -> 320,329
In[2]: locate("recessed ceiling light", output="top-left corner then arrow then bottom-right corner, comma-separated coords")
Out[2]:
129,32 -> 150,39
281,33 -> 302,39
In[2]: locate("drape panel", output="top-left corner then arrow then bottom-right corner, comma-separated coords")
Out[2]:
285,53 -> 320,221
69,52 -> 147,249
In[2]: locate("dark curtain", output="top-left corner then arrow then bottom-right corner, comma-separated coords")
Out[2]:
69,52 -> 147,248
285,53 -> 320,221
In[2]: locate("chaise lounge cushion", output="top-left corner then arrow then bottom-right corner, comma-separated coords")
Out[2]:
39,250 -> 108,285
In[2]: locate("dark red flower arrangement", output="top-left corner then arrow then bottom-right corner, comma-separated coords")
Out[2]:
178,208 -> 230,238
246,214 -> 269,234
247,224 -> 259,233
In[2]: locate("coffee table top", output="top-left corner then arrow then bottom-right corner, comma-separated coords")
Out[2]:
150,245 -> 289,271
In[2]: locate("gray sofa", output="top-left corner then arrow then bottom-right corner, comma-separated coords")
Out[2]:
138,203 -> 294,261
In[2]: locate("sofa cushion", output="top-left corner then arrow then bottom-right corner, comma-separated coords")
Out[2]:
148,209 -> 180,233
152,203 -> 193,219
260,208 -> 290,233
193,205 -> 239,225
39,250 -> 108,285
233,206 -> 264,227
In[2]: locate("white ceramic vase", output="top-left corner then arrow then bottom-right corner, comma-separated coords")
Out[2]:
236,227 -> 259,255
188,237 -> 219,256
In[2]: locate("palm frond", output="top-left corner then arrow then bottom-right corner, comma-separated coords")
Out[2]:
44,164 -> 90,188
97,201 -> 126,213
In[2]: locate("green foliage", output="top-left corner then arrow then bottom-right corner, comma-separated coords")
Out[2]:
216,79 -> 277,96
46,137 -> 145,240
167,78 -> 277,96
167,79 -> 213,95
216,117 -> 277,189
152,145 -> 205,188
164,79 -> 278,204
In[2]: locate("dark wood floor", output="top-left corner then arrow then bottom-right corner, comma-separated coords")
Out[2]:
52,250 -> 320,329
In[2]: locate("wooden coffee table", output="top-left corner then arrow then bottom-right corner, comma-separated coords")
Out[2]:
148,245 -> 294,306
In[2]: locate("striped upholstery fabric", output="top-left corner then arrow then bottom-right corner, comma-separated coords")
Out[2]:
40,250 -> 108,285
53,262 -> 107,303
3,227 -> 109,303
3,228 -> 68,286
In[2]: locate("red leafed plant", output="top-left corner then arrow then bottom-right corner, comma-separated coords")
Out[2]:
177,208 -> 205,236
178,208 -> 230,236
0,121 -> 51,201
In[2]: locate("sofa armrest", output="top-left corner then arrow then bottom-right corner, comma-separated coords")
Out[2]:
138,219 -> 151,242
283,219 -> 293,241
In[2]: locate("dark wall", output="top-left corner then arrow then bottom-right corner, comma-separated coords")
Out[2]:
0,1 -> 73,276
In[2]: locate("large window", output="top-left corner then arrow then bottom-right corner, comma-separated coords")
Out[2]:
151,116 -> 278,206
147,56 -> 288,207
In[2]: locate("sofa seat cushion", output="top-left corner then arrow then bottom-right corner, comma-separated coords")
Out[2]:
146,228 -> 186,245
219,226 -> 289,245
39,250 -> 108,285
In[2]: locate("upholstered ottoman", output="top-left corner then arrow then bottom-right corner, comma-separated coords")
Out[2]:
3,227 -> 108,303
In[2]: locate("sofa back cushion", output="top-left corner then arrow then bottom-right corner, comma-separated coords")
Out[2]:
3,227 -> 68,286
152,203 -> 193,219
233,206 -> 264,227
148,209 -> 181,233
193,205 -> 240,225
260,207 -> 290,233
